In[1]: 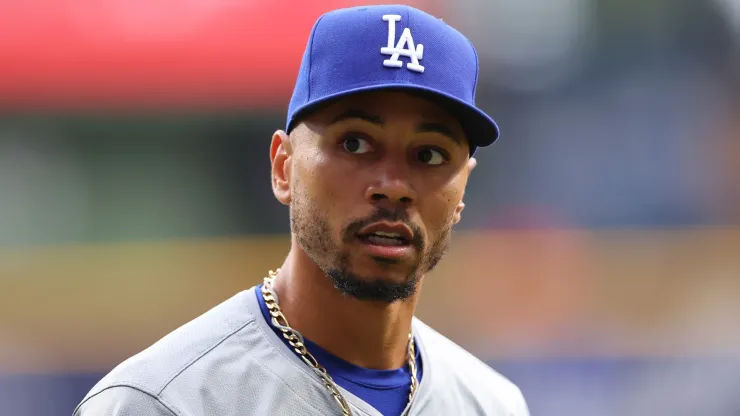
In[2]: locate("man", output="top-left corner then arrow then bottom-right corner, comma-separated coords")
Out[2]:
75,4 -> 529,416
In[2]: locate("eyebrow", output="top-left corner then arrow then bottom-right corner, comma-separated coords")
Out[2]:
329,108 -> 462,145
330,109 -> 383,126
417,122 -> 461,145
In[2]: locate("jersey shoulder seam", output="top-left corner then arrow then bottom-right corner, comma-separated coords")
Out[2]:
74,383 -> 181,416
157,315 -> 257,394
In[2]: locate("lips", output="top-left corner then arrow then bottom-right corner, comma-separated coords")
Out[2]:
363,233 -> 407,246
356,222 -> 413,246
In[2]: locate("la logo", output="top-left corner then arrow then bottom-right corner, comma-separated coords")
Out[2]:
380,14 -> 424,73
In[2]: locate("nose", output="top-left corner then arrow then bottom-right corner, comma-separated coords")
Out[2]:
364,162 -> 416,208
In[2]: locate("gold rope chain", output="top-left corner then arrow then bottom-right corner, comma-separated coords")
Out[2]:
261,269 -> 419,416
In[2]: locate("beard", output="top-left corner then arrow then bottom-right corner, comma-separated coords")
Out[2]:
290,188 -> 453,303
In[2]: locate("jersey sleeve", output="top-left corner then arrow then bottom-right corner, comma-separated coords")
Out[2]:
512,385 -> 531,416
74,385 -> 178,416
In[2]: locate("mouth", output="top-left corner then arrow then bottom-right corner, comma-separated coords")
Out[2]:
354,222 -> 416,261
358,230 -> 413,247
356,222 -> 414,247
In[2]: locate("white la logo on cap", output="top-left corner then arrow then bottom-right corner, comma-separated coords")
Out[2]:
381,15 -> 424,73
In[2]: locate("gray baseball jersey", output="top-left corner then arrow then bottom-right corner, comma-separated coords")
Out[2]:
74,287 -> 529,416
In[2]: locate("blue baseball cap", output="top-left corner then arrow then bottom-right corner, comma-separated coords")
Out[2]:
286,4 -> 499,154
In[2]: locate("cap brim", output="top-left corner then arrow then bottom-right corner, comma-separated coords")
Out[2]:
287,83 -> 499,154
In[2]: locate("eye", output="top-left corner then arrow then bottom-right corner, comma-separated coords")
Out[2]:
342,134 -> 372,154
417,148 -> 447,165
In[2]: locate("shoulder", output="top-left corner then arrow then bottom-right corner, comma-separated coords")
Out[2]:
74,385 -> 178,416
414,319 -> 529,416
75,289 -> 260,415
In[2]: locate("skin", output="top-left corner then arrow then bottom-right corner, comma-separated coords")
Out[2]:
269,90 -> 477,370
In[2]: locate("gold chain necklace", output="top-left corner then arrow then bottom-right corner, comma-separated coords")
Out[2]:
261,269 -> 419,416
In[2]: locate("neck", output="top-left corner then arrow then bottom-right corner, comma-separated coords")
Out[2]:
271,243 -> 421,370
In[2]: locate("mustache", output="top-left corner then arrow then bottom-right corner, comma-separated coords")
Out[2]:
343,207 -> 425,250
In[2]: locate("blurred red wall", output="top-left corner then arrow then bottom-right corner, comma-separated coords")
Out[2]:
0,0 -> 433,110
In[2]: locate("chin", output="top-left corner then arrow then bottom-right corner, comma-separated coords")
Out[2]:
326,260 -> 420,303
361,256 -> 417,280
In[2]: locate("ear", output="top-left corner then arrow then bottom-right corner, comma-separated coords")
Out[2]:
453,201 -> 465,225
453,157 -> 477,225
270,130 -> 293,205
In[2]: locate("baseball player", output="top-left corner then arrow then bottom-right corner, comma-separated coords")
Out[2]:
75,5 -> 529,416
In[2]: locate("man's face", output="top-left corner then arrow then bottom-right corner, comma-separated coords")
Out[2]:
271,91 -> 476,303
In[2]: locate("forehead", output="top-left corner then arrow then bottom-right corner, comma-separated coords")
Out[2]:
304,90 -> 464,131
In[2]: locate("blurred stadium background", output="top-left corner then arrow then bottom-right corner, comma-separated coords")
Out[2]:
1,0 -> 740,415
